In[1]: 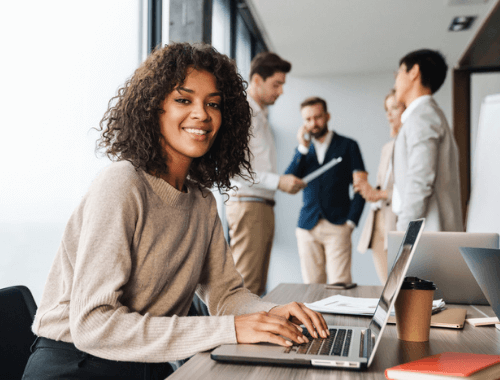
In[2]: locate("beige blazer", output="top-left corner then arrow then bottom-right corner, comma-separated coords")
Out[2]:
357,140 -> 397,253
393,97 -> 463,232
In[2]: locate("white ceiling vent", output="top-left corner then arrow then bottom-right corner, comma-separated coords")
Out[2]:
447,0 -> 488,5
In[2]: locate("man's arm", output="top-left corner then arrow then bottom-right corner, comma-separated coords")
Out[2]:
280,148 -> 307,194
239,115 -> 305,194
284,148 -> 308,178
396,118 -> 440,231
346,140 -> 366,226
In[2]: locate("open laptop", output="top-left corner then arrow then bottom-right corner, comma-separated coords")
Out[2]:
211,218 -> 425,370
460,247 -> 500,318
387,232 -> 499,305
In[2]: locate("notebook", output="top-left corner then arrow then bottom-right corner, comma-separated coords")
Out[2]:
387,308 -> 467,329
459,247 -> 500,319
211,218 -> 425,370
387,232 -> 499,305
384,351 -> 500,380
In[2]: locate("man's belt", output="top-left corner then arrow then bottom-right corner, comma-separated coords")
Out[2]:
230,196 -> 275,207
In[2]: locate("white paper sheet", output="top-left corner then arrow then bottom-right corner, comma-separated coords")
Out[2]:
304,294 -> 445,316
302,157 -> 342,184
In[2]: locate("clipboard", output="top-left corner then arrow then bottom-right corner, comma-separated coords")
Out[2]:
387,308 -> 467,329
302,157 -> 342,184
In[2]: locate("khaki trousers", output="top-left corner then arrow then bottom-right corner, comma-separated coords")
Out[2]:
370,209 -> 388,284
225,200 -> 274,296
296,219 -> 352,284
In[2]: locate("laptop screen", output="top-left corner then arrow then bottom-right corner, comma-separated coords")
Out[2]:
367,219 -> 425,365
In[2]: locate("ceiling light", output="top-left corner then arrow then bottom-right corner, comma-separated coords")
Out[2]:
447,0 -> 488,5
448,16 -> 477,31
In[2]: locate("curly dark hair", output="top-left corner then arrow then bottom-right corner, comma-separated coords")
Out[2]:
97,42 -> 253,191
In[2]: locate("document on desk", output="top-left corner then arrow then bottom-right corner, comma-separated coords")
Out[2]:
305,294 -> 445,316
302,157 -> 342,184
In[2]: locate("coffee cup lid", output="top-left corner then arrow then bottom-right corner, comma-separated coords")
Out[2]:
401,276 -> 436,290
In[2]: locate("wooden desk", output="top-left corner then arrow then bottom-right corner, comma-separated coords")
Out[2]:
169,284 -> 500,379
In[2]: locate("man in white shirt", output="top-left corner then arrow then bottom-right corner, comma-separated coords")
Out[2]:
226,52 -> 306,296
392,49 -> 463,232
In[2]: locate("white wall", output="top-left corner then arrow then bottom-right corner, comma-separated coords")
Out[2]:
0,1 -> 142,304
266,69 -> 453,291
470,72 -> 500,177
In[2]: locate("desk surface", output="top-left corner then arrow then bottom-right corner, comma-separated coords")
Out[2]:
169,284 -> 500,379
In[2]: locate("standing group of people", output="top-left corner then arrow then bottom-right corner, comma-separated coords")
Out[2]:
228,48 -> 463,296
23,41 -> 464,379
357,49 -> 463,282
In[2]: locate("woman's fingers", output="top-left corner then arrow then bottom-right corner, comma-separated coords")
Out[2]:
297,303 -> 329,338
234,312 -> 310,346
269,302 -> 329,339
291,302 -> 329,339
235,302 -> 331,348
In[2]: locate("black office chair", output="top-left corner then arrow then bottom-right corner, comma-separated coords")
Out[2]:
0,285 -> 38,380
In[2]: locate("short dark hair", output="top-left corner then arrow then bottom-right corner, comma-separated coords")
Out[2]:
249,52 -> 291,81
97,42 -> 252,192
300,97 -> 328,113
399,49 -> 448,94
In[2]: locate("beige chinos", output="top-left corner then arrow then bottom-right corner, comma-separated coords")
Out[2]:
226,200 -> 275,296
296,219 -> 352,284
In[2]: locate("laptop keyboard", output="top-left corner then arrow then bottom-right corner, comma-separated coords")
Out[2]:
285,328 -> 352,356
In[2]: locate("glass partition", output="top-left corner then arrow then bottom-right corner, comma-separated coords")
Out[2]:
0,0 -> 142,302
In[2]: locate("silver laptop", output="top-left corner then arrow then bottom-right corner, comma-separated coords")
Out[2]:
211,219 -> 425,370
388,232 -> 499,305
460,247 -> 500,318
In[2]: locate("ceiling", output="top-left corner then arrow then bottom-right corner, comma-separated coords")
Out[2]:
247,0 -> 497,77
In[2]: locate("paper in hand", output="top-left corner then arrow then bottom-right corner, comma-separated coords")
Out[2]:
302,157 -> 342,184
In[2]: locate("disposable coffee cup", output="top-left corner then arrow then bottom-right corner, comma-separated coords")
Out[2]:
352,170 -> 368,185
394,276 -> 436,342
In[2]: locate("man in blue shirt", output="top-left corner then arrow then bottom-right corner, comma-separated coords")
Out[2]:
285,97 -> 366,284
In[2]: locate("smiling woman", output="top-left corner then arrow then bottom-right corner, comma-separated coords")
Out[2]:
97,43 -> 253,192
22,42 -> 328,380
158,69 -> 223,190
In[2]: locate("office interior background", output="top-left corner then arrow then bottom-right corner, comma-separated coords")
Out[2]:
1,0 -> 500,303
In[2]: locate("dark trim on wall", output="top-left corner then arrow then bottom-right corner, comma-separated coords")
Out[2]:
452,69 -> 471,227
237,0 -> 268,53
147,0 -> 162,53
458,0 -> 500,70
202,0 -> 213,44
229,0 -> 238,59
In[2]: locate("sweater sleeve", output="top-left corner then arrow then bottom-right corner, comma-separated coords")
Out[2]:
67,170 -> 272,363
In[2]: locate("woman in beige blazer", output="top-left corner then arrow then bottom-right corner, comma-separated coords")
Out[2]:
355,90 -> 405,283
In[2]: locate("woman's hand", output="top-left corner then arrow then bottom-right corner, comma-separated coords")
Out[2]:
354,181 -> 386,203
234,302 -> 329,347
269,302 -> 329,339
353,178 -> 369,194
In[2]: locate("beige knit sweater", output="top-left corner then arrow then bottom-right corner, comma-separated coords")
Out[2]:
33,161 -> 276,363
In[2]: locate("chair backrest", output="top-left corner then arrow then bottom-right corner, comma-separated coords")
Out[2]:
0,285 -> 37,380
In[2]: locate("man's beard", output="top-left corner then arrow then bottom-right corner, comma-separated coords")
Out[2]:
311,125 -> 328,139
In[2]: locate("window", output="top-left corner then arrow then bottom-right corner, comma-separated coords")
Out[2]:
235,13 -> 252,81
0,0 -> 143,301
212,0 -> 231,55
